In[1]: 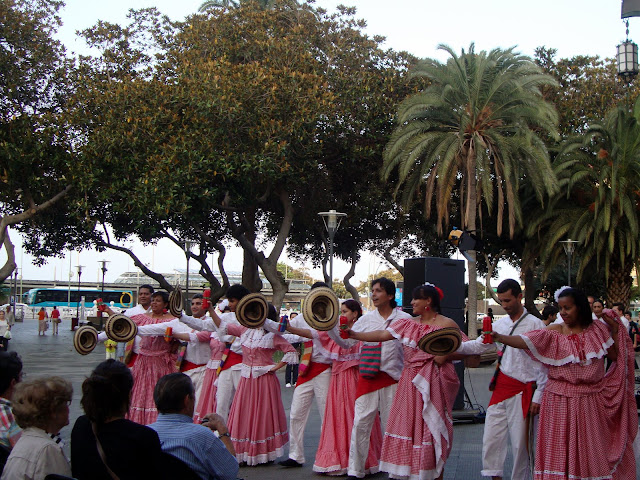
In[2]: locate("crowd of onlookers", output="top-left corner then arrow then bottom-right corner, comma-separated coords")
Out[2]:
0,352 -> 239,480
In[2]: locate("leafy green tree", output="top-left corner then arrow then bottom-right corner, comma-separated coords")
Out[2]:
382,44 -> 559,336
0,0 -> 76,282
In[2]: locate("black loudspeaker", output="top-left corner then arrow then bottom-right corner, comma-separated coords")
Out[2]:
402,257 -> 467,410
402,257 -> 465,313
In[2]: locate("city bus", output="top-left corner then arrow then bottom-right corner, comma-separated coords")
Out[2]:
25,287 -> 135,309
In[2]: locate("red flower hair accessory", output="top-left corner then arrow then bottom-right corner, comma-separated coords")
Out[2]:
422,282 -> 444,300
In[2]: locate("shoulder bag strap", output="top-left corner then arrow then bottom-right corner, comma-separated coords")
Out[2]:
489,311 -> 529,391
91,422 -> 120,480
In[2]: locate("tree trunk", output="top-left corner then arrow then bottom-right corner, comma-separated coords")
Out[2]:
466,172 -> 478,338
343,246 -> 359,300
0,234 -> 17,283
522,264 -> 541,318
226,191 -> 292,307
483,251 -> 504,304
607,256 -> 633,305
241,208 -> 263,292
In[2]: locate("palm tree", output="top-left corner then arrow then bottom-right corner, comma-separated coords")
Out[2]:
383,44 -> 559,336
530,97 -> 640,304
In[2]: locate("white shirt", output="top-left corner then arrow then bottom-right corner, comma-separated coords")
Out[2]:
350,307 -> 413,381
180,312 -> 243,367
457,309 -> 548,403
124,304 -> 150,316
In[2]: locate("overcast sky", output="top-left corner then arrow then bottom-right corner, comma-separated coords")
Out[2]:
7,0 -> 634,286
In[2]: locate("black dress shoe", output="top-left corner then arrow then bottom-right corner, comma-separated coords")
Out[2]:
278,458 -> 303,467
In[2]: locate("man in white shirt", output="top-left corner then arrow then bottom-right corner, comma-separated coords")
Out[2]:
457,279 -> 548,480
180,294 -> 213,402
276,282 -> 334,468
612,302 -> 630,330
346,277 -> 412,479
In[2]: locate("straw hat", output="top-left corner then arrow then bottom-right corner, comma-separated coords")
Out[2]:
168,286 -> 183,318
417,326 -> 462,355
301,287 -> 339,331
104,314 -> 138,343
236,293 -> 269,328
73,325 -> 98,355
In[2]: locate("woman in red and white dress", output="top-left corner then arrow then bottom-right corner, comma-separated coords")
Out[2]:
492,287 -> 637,480
191,331 -> 225,423
347,284 -> 472,480
214,304 -> 298,465
312,299 -> 382,475
127,291 -> 178,425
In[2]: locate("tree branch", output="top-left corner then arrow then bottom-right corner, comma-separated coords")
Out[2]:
0,233 -> 17,284
98,239 -> 173,292
383,237 -> 404,276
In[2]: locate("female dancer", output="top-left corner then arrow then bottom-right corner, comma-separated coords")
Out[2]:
312,300 -> 382,475
491,288 -> 637,479
347,284 -> 471,480
212,304 -> 298,465
127,291 -> 178,425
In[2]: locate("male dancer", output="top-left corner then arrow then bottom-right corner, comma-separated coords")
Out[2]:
457,279 -> 548,480
180,293 -> 214,401
178,284 -> 247,422
275,282 -> 335,468
345,277 -> 411,479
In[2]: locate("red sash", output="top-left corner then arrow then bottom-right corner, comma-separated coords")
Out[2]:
180,360 -> 205,372
488,371 -> 534,419
356,371 -> 397,399
126,352 -> 138,368
295,361 -> 331,386
220,351 -> 242,371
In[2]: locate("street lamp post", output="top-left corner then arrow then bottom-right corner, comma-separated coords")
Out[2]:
184,241 -> 194,314
560,239 -> 579,287
98,260 -> 109,323
76,265 -> 84,321
318,210 -> 347,289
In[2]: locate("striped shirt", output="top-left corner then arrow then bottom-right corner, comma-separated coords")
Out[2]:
149,413 -> 238,480
0,397 -> 21,449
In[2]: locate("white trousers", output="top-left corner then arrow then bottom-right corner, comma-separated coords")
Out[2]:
481,393 -> 532,480
184,365 -> 207,405
215,368 -> 242,423
287,368 -> 331,464
347,383 -> 397,478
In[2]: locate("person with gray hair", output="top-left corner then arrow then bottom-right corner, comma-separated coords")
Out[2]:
149,373 -> 238,480
1,376 -> 72,480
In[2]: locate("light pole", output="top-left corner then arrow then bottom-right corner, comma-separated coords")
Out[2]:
99,260 -> 110,295
318,209 -> 347,288
76,265 -> 84,321
560,239 -> 579,287
184,241 -> 194,314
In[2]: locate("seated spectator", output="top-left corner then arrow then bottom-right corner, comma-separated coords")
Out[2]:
71,359 -> 193,480
1,377 -> 72,480
149,373 -> 239,480
0,352 -> 23,451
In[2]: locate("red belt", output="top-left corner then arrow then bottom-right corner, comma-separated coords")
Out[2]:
220,351 -> 242,371
356,371 -> 397,399
180,360 -> 205,372
295,361 -> 331,386
489,371 -> 534,419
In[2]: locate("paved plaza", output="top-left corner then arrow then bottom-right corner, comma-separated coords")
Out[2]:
6,319 -> 640,479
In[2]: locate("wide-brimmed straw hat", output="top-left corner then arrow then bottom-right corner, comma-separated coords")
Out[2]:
236,293 -> 269,328
302,287 -> 339,331
168,286 -> 183,318
73,325 -> 98,355
104,314 -> 138,343
417,326 -> 462,355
